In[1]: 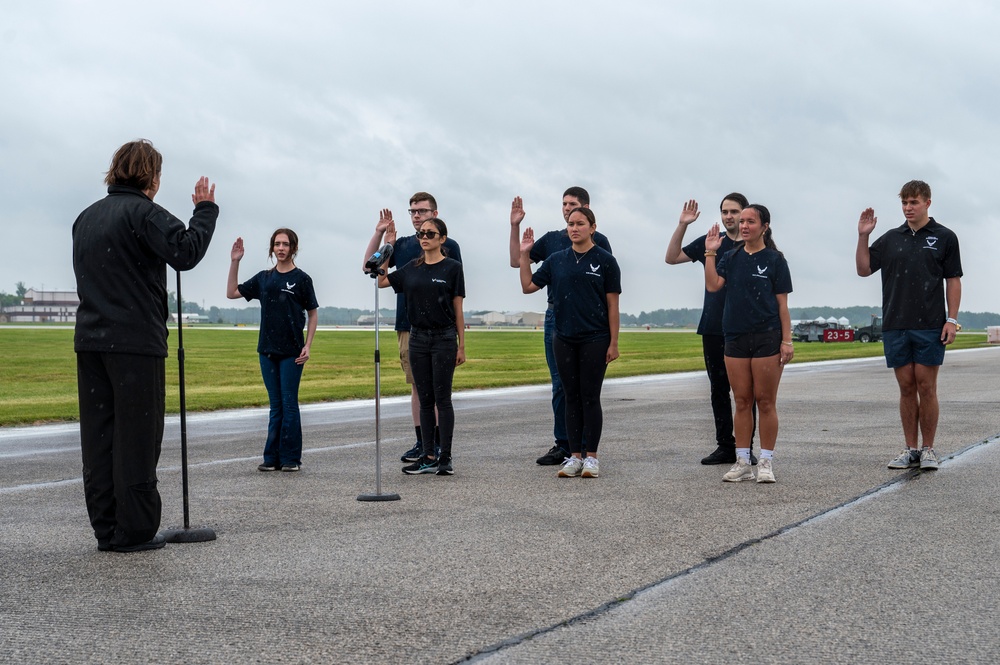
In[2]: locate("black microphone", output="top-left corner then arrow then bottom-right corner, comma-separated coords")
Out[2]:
365,244 -> 394,273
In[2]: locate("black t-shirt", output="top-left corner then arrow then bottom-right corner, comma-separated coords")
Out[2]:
238,267 -> 319,357
716,247 -> 792,337
531,245 -> 622,343
530,228 -> 612,305
683,233 -> 740,336
868,218 -> 963,331
389,234 -> 462,331
387,258 -> 466,331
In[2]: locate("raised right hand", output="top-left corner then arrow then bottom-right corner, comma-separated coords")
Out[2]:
520,227 -> 534,254
231,237 -> 244,262
679,199 -> 700,226
511,196 -> 525,226
858,208 -> 877,236
377,209 -> 393,233
705,224 -> 722,252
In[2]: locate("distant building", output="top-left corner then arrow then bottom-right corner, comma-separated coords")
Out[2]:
0,289 -> 79,323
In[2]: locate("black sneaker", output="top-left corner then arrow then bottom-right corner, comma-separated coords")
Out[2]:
258,463 -> 279,472
436,456 -> 454,476
749,451 -> 758,466
112,533 -> 167,553
280,464 -> 300,472
401,443 -> 422,463
700,445 -> 737,465
403,456 -> 439,475
536,445 -> 569,465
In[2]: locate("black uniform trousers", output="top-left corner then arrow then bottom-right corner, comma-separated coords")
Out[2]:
76,352 -> 164,547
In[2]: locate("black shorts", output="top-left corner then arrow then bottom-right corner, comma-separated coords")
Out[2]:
725,329 -> 782,359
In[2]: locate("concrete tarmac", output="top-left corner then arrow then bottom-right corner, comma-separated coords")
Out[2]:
2,348 -> 999,664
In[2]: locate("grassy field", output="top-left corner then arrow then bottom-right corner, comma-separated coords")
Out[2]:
0,326 -> 991,426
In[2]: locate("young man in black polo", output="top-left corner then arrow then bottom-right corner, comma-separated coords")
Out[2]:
664,194 -> 756,465
508,187 -> 612,464
856,180 -> 963,471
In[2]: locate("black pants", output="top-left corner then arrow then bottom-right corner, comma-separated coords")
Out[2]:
409,329 -> 457,458
76,352 -> 164,547
703,334 -> 756,448
553,336 -> 609,455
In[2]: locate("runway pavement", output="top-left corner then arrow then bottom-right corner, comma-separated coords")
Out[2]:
2,348 -> 999,664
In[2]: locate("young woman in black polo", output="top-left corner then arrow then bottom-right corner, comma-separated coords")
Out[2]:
703,204 -> 793,484
227,228 -> 319,473
519,207 -> 622,479
379,218 -> 466,476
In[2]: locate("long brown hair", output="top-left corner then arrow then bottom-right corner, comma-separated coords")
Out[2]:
268,228 -> 299,269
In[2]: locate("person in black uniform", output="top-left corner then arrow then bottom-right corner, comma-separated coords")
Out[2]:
519,207 -> 622,479
227,228 -> 319,473
508,187 -> 613,465
664,193 -> 757,466
73,139 -> 218,552
377,217 -> 466,476
703,204 -> 793,484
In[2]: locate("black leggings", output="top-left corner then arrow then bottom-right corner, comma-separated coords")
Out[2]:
553,335 -> 609,454
409,328 -> 457,457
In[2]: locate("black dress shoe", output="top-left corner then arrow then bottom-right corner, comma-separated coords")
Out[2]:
97,540 -> 113,552
701,445 -> 737,465
112,533 -> 167,553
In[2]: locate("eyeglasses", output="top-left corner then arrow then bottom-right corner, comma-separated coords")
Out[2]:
415,230 -> 441,239
408,208 -> 434,216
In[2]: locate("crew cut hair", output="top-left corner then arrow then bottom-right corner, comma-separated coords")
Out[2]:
720,192 -> 749,210
409,191 -> 438,210
898,180 -> 931,200
563,186 -> 590,206
104,139 -> 162,191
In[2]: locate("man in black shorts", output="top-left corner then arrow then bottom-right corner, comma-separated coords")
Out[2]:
856,180 -> 963,471
509,187 -> 612,464
664,194 -> 756,465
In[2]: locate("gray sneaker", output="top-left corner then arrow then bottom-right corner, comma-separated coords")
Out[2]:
723,457 -> 754,482
887,448 -> 919,469
919,447 -> 940,471
756,458 -> 775,483
581,457 -> 600,478
558,457 -> 584,478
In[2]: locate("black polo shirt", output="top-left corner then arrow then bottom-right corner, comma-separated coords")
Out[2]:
868,217 -> 963,331
531,245 -> 622,343
716,247 -> 792,337
683,233 -> 740,336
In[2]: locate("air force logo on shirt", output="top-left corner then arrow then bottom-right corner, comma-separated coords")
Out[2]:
586,263 -> 602,277
281,282 -> 296,295
753,265 -> 769,279
925,236 -> 939,250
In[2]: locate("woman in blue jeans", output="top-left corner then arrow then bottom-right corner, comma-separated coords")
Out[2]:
227,228 -> 319,472
377,217 -> 466,476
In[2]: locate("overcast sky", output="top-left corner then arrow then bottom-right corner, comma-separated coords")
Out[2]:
3,1 -> 997,316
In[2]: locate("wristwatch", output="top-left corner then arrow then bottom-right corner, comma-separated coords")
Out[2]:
946,317 -> 962,332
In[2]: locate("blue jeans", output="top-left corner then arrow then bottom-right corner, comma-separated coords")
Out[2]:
409,328 -> 457,457
544,308 -> 569,447
259,354 -> 304,467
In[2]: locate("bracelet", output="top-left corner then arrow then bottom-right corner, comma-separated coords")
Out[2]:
781,341 -> 793,347
946,317 -> 959,325
704,250 -> 717,257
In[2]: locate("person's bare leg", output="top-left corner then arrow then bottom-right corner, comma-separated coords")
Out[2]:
750,355 -> 784,451
724,357 -> 754,448
913,363 -> 940,448
893,364 -> 919,447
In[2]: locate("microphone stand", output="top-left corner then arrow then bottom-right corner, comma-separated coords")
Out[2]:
162,270 -> 218,542
358,264 -> 401,502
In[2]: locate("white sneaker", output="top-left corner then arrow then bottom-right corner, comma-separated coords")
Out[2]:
558,456 -> 584,477
723,457 -> 754,482
756,458 -> 775,483
581,457 -> 600,478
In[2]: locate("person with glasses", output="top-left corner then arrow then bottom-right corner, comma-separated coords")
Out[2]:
363,192 -> 462,463
519,207 -> 621,479
227,228 -> 319,473
376,217 -> 466,475
508,187 -> 613,466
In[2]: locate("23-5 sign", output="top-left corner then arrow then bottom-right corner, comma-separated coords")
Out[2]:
823,329 -> 855,342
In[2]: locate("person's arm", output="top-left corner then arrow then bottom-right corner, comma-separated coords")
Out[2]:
942,277 -> 962,344
363,209 -> 394,273
454,296 -> 466,365
606,292 -> 620,363
147,177 -> 219,271
777,293 -> 794,365
296,308 -> 318,365
519,228 -> 542,294
664,199 -> 699,264
703,224 -> 726,292
856,208 -> 877,277
227,237 -> 244,299
509,196 -> 525,268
